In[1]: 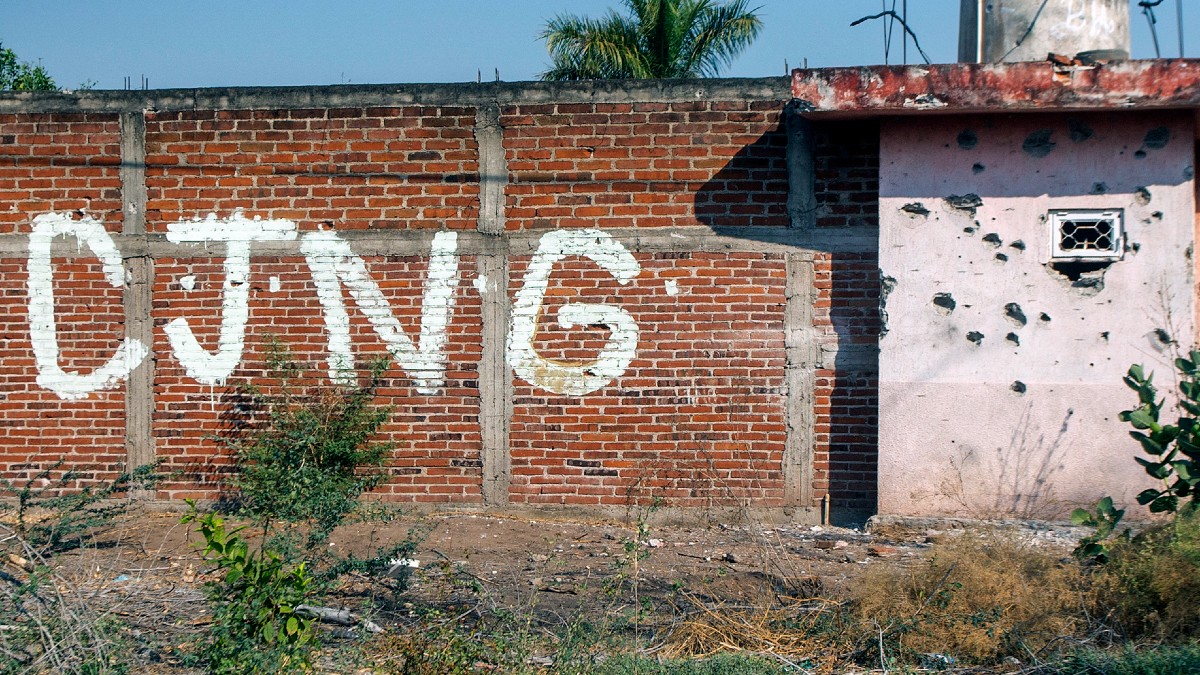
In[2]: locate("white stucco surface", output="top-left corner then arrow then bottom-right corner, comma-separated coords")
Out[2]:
878,112 -> 1196,517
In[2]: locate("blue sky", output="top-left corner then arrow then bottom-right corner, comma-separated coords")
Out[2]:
3,1 -> 1194,90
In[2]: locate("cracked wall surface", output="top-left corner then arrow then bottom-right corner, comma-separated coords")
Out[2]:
877,111 -> 1196,518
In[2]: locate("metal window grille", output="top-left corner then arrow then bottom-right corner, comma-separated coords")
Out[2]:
1049,209 -> 1123,260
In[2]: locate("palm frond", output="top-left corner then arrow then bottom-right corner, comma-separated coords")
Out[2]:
681,0 -> 763,77
540,0 -> 761,81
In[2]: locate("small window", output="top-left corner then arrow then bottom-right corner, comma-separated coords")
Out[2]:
1049,209 -> 1123,260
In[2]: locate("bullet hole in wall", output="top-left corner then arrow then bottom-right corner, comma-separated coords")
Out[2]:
966,331 -> 984,345
982,233 -> 1002,247
1006,332 -> 1020,346
1067,118 -> 1093,143
1144,127 -> 1170,149
932,292 -> 956,314
1004,303 -> 1027,326
1010,381 -> 1027,395
900,202 -> 930,216
880,274 -> 897,336
1046,261 -> 1110,296
1009,240 -> 1026,251
944,193 -> 983,216
972,163 -> 985,174
1023,129 -> 1056,157
957,129 -> 978,149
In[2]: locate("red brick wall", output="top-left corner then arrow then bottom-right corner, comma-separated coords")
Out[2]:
508,251 -> 788,507
0,113 -> 122,231
0,113 -> 126,491
503,101 -> 787,230
144,107 -> 479,230
0,92 -> 881,516
815,121 -> 879,228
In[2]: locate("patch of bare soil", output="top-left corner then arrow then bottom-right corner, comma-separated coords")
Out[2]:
37,509 -> 1081,672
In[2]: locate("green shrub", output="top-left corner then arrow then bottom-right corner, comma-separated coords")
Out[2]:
1119,355 -> 1200,514
213,343 -> 419,585
1091,508 -> 1200,640
1049,644 -> 1200,675
221,344 -> 393,542
1071,496 -> 1128,563
184,506 -> 317,674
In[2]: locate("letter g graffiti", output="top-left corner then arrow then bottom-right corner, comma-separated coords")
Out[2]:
508,229 -> 640,396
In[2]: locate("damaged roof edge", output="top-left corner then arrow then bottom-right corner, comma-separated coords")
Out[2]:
791,59 -> 1200,117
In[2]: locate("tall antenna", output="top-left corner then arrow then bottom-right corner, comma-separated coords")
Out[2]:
1178,0 -> 1185,56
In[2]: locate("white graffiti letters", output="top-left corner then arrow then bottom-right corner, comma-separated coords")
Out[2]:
165,213 -> 297,385
508,229 -> 640,396
28,213 -> 641,398
27,213 -> 150,400
301,229 -> 459,394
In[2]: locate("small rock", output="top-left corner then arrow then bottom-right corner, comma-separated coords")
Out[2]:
647,538 -> 663,548
723,551 -> 740,564
868,545 -> 899,557
833,540 -> 849,550
529,554 -> 550,563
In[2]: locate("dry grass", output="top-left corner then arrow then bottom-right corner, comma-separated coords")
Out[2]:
655,530 -> 1093,671
656,595 -> 850,671
852,530 -> 1086,665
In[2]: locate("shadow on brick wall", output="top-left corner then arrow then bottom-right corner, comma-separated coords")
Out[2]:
694,120 -> 881,524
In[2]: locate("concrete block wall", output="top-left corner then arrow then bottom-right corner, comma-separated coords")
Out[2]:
0,80 -> 880,519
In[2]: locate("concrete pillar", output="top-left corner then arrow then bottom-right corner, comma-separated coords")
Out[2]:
960,0 -> 1130,63
120,111 -> 156,495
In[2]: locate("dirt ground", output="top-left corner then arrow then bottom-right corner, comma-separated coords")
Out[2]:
37,508 -> 1083,671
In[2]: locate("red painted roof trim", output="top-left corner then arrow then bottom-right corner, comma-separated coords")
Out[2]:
791,59 -> 1200,117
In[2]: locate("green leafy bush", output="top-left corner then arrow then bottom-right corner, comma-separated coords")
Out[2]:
1119,356 -> 1200,514
221,344 -> 393,543
184,505 -> 316,674
1071,496 -> 1128,563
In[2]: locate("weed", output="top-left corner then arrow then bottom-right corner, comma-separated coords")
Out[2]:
1090,507 -> 1200,640
584,653 -> 788,674
0,461 -> 158,555
369,610 -> 531,674
1046,644 -> 1200,675
0,465 -> 156,674
183,505 -> 317,673
852,530 -> 1085,666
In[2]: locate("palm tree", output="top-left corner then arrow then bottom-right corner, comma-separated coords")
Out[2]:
540,0 -> 763,81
